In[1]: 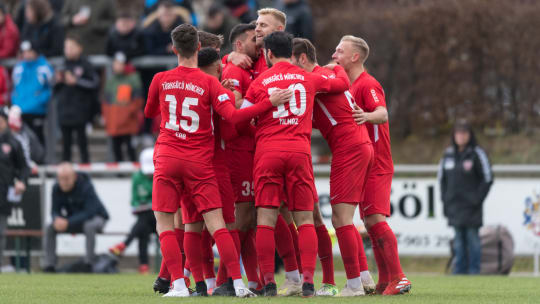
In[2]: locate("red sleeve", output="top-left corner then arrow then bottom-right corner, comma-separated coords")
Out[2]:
220,100 -> 241,141
361,81 -> 386,112
0,25 -> 19,58
211,78 -> 272,124
222,54 -> 229,65
144,73 -> 161,118
310,65 -> 349,94
222,66 -> 245,95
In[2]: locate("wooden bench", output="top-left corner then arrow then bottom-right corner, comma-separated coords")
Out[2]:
5,229 -> 43,273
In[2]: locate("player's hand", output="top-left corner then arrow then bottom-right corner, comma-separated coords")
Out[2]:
72,14 -> 89,26
353,104 -> 369,124
14,180 -> 26,195
53,217 -> 69,232
65,71 -> 77,85
221,79 -> 235,91
229,52 -> 253,69
269,89 -> 293,106
323,63 -> 337,70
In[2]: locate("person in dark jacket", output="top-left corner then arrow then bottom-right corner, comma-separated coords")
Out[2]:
202,4 -> 239,56
43,162 -> 109,272
55,35 -> 99,163
0,107 -> 29,271
142,0 -> 185,55
438,120 -> 493,274
20,0 -> 65,57
276,0 -> 313,41
105,11 -> 145,60
8,105 -> 45,171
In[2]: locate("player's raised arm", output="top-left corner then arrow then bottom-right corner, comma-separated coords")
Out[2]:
144,73 -> 162,118
312,64 -> 350,94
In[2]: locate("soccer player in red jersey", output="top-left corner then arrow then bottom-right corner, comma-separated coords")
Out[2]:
144,24 -> 289,298
292,38 -> 376,296
244,31 -> 350,297
333,35 -> 411,295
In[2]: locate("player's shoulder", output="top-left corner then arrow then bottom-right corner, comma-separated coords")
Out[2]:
356,71 -> 382,89
312,65 -> 335,78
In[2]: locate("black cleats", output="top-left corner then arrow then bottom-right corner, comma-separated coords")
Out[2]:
263,283 -> 277,296
153,277 -> 170,294
302,282 -> 315,298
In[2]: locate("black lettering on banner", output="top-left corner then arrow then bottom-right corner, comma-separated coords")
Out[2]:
427,185 -> 435,218
399,194 -> 422,218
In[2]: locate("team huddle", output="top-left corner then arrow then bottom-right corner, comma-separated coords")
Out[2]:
145,7 -> 411,298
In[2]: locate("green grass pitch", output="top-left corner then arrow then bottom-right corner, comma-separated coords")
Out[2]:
1,273 -> 539,304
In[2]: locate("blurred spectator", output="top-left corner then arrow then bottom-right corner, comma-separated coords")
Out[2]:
11,41 -> 54,145
0,106 -> 28,272
438,120 -> 493,275
198,30 -> 224,52
0,3 -> 20,58
222,0 -> 256,24
55,35 -> 99,164
143,0 -> 197,26
105,11 -> 145,60
61,0 -> 115,55
277,0 -> 313,41
109,148 -> 156,274
0,66 -> 10,107
102,52 -> 143,162
142,0 -> 186,55
202,4 -> 239,55
20,0 -> 65,57
43,162 -> 109,273
8,105 -> 45,171
14,0 -> 64,30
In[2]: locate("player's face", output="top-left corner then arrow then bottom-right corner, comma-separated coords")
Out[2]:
242,30 -> 259,59
255,15 -> 281,47
454,129 -> 471,148
332,41 -> 354,70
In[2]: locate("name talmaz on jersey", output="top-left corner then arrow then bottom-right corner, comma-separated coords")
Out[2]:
262,73 -> 305,86
162,81 -> 205,96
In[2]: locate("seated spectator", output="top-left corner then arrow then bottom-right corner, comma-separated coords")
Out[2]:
102,52 -> 143,162
43,162 -> 109,273
55,35 -> 99,164
0,66 -> 10,107
21,0 -> 65,57
198,30 -> 224,52
143,0 -> 198,26
0,3 -> 20,58
142,0 -> 186,55
8,105 -> 45,172
277,0 -> 313,41
202,4 -> 239,55
0,106 -> 28,273
106,11 -> 145,60
109,148 -> 156,274
223,0 -> 256,24
11,41 -> 54,145
61,0 -> 115,55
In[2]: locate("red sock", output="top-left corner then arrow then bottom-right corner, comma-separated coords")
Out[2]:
274,215 -> 298,272
174,229 -> 186,269
297,224 -> 317,284
288,223 -> 303,274
353,226 -> 369,271
213,228 -> 242,280
369,222 -> 404,281
159,231 -> 184,282
216,230 -> 240,285
335,225 -> 360,279
316,225 -> 335,285
239,229 -> 262,286
369,229 -> 389,284
184,231 -> 204,282
201,230 -> 215,279
158,260 -> 171,280
256,225 -> 276,285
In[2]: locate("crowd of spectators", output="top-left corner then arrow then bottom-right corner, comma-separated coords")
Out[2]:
0,0 -> 314,165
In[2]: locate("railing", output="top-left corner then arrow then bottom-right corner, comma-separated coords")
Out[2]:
0,55 -> 179,69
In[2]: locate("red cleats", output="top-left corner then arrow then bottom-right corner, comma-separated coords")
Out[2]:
109,242 -> 126,256
382,277 -> 411,295
139,264 -> 149,274
375,282 -> 388,295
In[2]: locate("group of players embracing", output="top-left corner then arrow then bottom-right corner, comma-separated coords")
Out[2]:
144,7 -> 412,298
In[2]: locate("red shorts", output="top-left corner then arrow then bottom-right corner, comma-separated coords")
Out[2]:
330,144 -> 373,205
181,163 -> 236,224
152,156 -> 221,215
226,149 -> 255,203
360,172 -> 393,218
253,151 -> 316,211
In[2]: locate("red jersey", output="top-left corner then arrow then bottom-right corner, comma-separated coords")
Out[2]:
222,63 -> 255,152
222,49 -> 268,80
350,71 -> 394,174
212,92 -> 235,166
144,66 -> 274,164
244,61 -> 349,156
312,66 -> 371,152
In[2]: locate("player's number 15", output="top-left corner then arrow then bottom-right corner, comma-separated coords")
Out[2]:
164,94 -> 200,133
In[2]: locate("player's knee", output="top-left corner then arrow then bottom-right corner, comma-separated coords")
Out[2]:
364,214 -> 386,230
292,210 -> 314,226
331,212 -> 350,229
314,212 -> 325,227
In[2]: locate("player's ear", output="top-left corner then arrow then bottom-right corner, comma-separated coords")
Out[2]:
172,47 -> 178,56
197,42 -> 201,51
351,52 -> 360,64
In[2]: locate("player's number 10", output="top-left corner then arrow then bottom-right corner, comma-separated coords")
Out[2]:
269,83 -> 307,119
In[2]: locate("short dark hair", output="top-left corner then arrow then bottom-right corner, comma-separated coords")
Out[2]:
0,3 -> 6,14
292,38 -> 317,63
171,24 -> 199,58
158,0 -> 176,9
197,47 -> 220,68
229,23 -> 256,45
198,31 -> 223,50
263,31 -> 293,59
65,33 -> 83,47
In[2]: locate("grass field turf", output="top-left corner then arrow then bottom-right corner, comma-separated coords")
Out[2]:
1,273 -> 539,304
